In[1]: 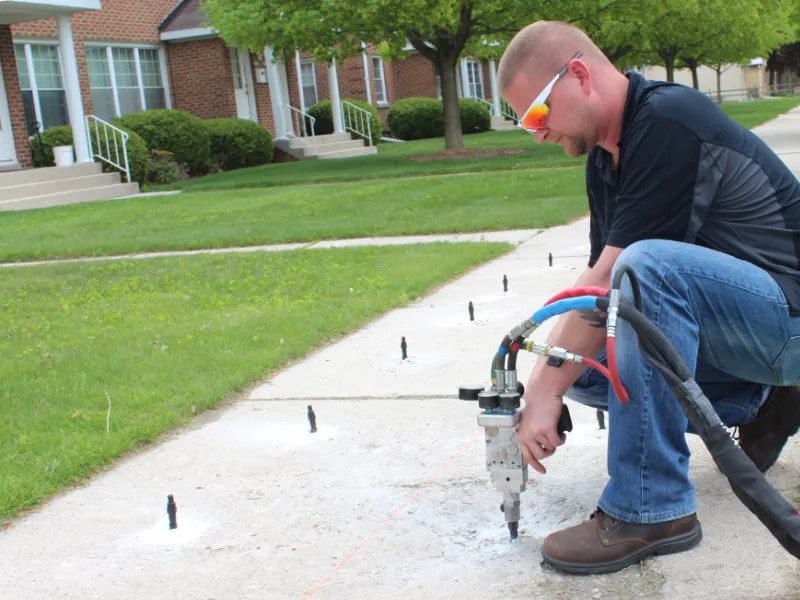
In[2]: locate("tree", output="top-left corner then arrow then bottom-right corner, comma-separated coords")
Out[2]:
676,0 -> 794,100
635,0 -> 794,91
201,0 -> 627,150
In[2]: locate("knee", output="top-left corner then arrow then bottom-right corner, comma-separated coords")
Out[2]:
613,240 -> 678,275
612,240 -> 689,293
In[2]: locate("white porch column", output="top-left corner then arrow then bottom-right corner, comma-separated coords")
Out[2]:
264,46 -> 292,139
328,58 -> 344,133
489,60 -> 500,116
460,58 -> 470,98
294,50 -> 305,113
57,15 -> 90,163
361,43 -> 372,105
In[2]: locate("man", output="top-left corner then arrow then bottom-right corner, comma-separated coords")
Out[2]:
497,21 -> 800,574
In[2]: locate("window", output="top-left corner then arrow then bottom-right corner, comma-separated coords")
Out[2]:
299,60 -> 318,108
86,45 -> 166,121
14,43 -> 68,134
466,60 -> 484,99
230,48 -> 244,90
371,56 -> 387,104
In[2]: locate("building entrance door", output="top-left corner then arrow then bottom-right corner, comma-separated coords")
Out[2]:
230,48 -> 258,122
0,55 -> 18,165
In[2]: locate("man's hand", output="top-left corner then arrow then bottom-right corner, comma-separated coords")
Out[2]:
517,395 -> 567,474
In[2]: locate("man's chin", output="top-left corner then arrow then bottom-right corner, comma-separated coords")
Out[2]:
562,137 -> 588,158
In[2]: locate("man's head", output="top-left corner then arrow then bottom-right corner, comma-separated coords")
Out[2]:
498,22 -> 624,157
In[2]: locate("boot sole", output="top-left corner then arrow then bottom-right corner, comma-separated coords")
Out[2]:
541,522 -> 703,575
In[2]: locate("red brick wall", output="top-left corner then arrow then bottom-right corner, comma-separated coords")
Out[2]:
389,53 -> 438,100
165,39 -> 236,119
11,0 -> 178,42
0,25 -> 31,167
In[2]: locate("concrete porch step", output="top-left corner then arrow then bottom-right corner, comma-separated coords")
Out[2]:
0,162 -> 102,186
317,146 -> 378,159
0,182 -> 141,212
491,115 -> 517,130
295,139 -> 369,158
1,172 -> 123,202
285,132 -> 351,149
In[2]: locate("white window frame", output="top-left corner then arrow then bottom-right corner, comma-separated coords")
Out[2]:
466,60 -> 484,99
13,40 -> 68,133
84,43 -> 171,119
299,59 -> 318,109
371,56 -> 388,106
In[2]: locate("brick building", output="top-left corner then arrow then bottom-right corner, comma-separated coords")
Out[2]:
0,0 -> 500,172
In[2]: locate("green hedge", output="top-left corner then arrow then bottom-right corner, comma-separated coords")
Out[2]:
205,118 -> 274,170
113,109 -> 211,175
305,99 -> 382,145
459,98 -> 491,133
386,97 -> 492,140
29,124 -> 150,184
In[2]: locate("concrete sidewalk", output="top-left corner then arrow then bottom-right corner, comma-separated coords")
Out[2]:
1,111 -> 799,600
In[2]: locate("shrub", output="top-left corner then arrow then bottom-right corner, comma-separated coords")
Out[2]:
306,99 -> 383,145
113,109 -> 211,175
147,149 -> 185,185
459,98 -> 491,134
386,97 -> 444,140
387,97 -> 495,140
29,125 -> 73,167
29,124 -> 150,185
205,118 -> 273,170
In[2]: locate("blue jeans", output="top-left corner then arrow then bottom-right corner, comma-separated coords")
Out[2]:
567,240 -> 800,523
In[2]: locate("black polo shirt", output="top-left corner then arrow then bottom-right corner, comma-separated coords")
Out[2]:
587,71 -> 800,314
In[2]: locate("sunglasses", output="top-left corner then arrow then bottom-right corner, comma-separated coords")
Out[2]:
518,51 -> 583,133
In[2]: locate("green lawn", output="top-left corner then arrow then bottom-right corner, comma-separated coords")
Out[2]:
0,242 -> 510,521
0,166 -> 585,261
174,130 -> 582,191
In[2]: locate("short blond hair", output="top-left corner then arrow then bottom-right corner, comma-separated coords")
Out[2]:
497,21 -> 607,94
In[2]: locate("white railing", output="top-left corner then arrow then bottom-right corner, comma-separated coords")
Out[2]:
476,97 -> 519,124
287,105 -> 316,152
500,98 -> 519,123
85,115 -> 131,183
341,101 -> 373,146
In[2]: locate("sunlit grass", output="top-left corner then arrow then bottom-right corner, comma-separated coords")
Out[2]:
0,242 -> 510,521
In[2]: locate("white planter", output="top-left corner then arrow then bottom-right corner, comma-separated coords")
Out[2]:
53,145 -> 75,167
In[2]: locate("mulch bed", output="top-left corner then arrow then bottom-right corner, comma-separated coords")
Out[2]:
408,148 -> 524,161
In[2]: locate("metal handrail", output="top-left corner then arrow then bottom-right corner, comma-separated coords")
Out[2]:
476,97 -> 519,124
499,98 -> 519,123
85,115 -> 131,183
341,101 -> 373,146
287,105 -> 316,152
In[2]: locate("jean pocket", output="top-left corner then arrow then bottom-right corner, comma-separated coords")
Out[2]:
771,335 -> 800,384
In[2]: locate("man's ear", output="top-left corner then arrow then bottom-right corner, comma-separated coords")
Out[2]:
572,59 -> 591,96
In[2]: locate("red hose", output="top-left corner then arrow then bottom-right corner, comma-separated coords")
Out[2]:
604,337 -> 629,404
544,286 -> 609,306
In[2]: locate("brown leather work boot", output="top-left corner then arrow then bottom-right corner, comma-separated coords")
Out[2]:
541,509 -> 702,574
738,386 -> 800,473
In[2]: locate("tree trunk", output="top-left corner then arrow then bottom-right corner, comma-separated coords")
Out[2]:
690,66 -> 699,90
665,59 -> 675,82
436,53 -> 463,150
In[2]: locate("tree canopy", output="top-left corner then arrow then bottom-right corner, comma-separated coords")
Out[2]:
201,0 -> 800,148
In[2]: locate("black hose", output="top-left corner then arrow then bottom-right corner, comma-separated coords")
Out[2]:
611,264 -> 643,311
594,295 -> 800,558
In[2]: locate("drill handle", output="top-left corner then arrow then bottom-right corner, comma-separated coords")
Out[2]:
557,403 -> 573,436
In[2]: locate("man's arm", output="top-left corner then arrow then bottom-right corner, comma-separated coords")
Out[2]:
518,244 -> 623,473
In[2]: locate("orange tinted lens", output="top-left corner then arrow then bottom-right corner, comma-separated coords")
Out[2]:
521,104 -> 549,131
